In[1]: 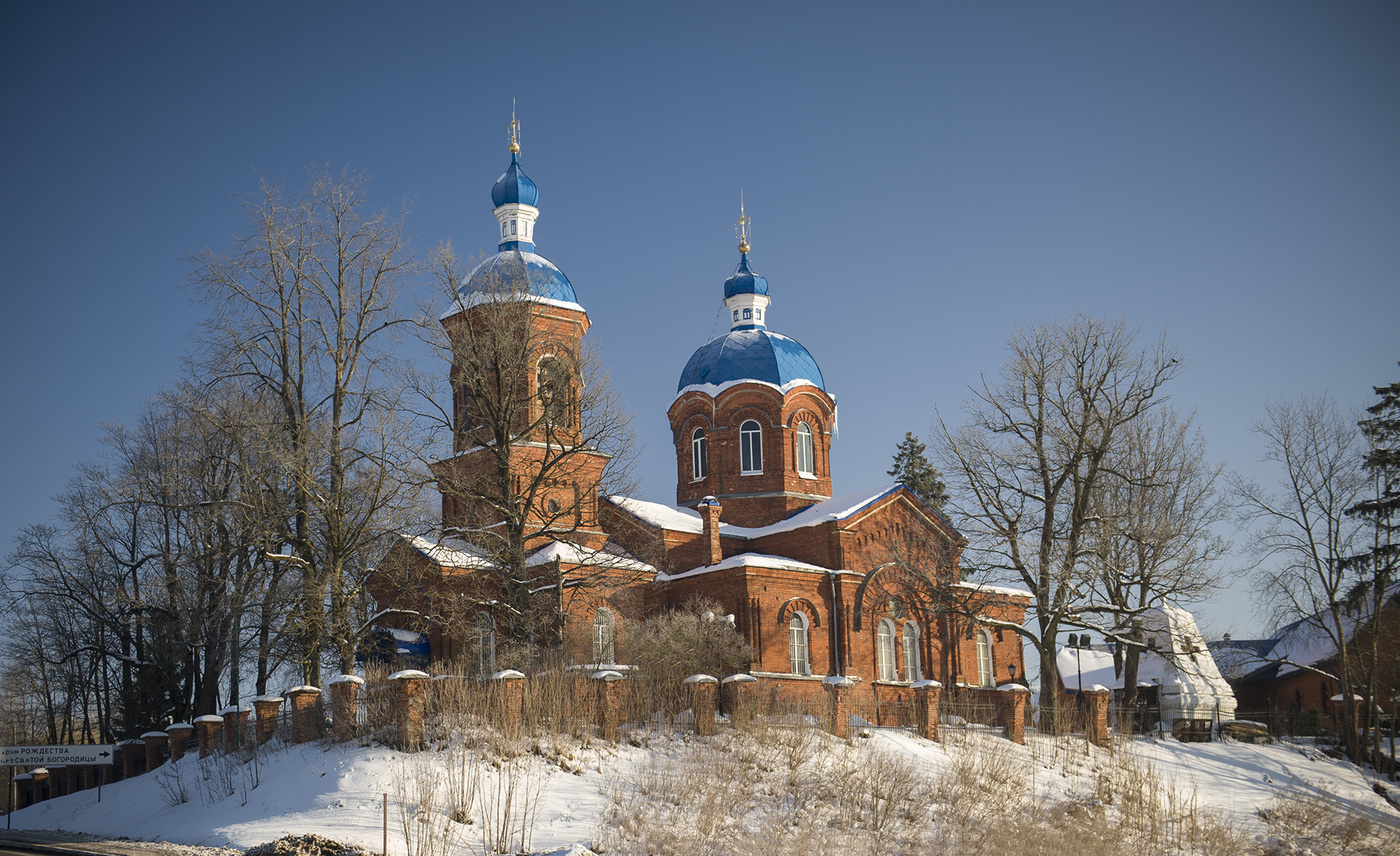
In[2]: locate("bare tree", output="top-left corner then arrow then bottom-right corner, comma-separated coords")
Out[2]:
394,243 -> 637,651
935,314 -> 1181,731
1084,406 -> 1229,717
189,167 -> 417,685
1231,395 -> 1367,760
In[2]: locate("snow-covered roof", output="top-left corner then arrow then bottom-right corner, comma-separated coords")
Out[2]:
611,484 -> 901,540
656,552 -> 836,582
407,535 -> 495,570
1056,606 -> 1235,706
525,540 -> 655,572
952,580 -> 1034,600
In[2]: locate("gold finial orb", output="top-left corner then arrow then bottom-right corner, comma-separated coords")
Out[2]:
508,102 -> 521,153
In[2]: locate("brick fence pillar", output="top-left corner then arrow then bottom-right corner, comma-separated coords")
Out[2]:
912,680 -> 943,741
166,723 -> 194,762
13,773 -> 33,807
327,675 -> 365,743
389,670 -> 429,750
592,669 -> 625,742
685,674 -> 718,736
65,764 -> 82,794
220,706 -> 252,752
30,768 -> 50,803
119,740 -> 142,777
286,686 -> 323,744
1084,686 -> 1112,747
492,670 -> 526,736
141,731 -> 169,772
194,715 -> 224,758
252,696 -> 283,745
723,674 -> 758,729
824,676 -> 854,739
999,685 -> 1031,745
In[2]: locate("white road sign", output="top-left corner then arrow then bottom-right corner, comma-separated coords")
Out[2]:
0,745 -> 116,765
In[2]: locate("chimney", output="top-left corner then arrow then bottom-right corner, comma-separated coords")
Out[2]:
699,496 -> 723,566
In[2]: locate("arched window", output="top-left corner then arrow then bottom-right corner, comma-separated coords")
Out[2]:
795,421 -> 815,476
903,621 -> 921,681
474,611 -> 496,676
538,357 -> 568,426
877,619 -> 898,681
789,613 -> 810,676
976,629 -> 994,687
691,427 -> 708,480
592,609 -> 615,665
740,419 -> 763,474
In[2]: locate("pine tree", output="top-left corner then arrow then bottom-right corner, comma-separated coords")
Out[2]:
888,431 -> 949,511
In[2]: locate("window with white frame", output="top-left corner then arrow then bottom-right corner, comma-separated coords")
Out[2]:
795,421 -> 815,476
903,621 -> 921,681
740,420 -> 763,474
592,609 -> 615,665
474,611 -> 496,676
877,619 -> 898,681
691,427 -> 708,480
789,612 -> 810,675
976,629 -> 994,687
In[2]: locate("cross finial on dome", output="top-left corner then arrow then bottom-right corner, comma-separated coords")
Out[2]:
508,100 -> 521,154
735,193 -> 751,255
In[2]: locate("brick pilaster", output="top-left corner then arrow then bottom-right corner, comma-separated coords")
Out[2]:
999,685 -> 1030,745
141,731 -> 169,771
327,675 -> 365,743
913,680 -> 943,741
492,669 -> 526,736
699,497 -> 723,565
220,706 -> 252,752
166,723 -> 194,761
389,670 -> 429,750
286,686 -> 323,744
592,669 -> 625,742
1084,687 -> 1111,747
194,715 -> 224,758
119,740 -> 142,777
685,674 -> 718,735
252,696 -> 283,745
722,674 -> 758,728
824,676 -> 853,738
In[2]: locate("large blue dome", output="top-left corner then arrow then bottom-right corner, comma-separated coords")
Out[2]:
723,254 -> 769,299
459,249 -> 578,306
677,328 -> 825,392
491,152 -> 539,208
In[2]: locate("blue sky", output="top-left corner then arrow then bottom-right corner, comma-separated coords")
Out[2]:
2,2 -> 1397,639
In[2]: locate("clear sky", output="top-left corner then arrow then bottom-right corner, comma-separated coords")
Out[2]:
2,1 -> 1396,639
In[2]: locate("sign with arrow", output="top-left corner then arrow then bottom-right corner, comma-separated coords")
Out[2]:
1,745 -> 116,765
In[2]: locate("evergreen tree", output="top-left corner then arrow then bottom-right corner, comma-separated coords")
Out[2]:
889,431 -> 949,511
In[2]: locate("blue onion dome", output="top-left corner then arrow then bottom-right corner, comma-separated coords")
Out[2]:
723,254 -> 769,299
677,329 -> 825,392
459,249 -> 579,306
491,151 -> 538,208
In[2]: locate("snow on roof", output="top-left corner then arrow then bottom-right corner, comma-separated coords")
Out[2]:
952,580 -> 1033,600
656,551 -> 836,582
1221,580 -> 1400,679
525,540 -> 655,572
407,534 -> 495,570
1056,606 -> 1235,704
611,484 -> 900,540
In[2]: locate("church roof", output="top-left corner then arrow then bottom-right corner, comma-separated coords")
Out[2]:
491,151 -> 538,208
609,484 -> 900,539
455,248 -> 580,309
723,254 -> 769,298
677,328 -> 824,393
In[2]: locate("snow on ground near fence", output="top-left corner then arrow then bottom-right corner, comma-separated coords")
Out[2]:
9,728 -> 1398,854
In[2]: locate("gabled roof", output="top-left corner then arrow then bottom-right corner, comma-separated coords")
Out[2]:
406,533 -> 653,574
1057,607 -> 1234,704
609,484 -> 901,539
655,551 -> 837,582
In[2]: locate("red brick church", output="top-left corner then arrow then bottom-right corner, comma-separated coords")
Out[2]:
373,124 -> 1028,711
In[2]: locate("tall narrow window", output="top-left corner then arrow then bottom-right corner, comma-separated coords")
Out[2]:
976,629 -> 994,687
538,357 -> 568,426
740,419 -> 762,474
795,421 -> 815,476
474,611 -> 496,676
691,427 -> 708,480
592,609 -> 616,665
903,622 -> 921,681
789,613 -> 810,676
877,619 -> 898,681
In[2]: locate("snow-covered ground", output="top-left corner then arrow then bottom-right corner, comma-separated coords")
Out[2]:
8,725 -> 1399,855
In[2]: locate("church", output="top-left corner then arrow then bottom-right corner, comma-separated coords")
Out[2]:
372,122 -> 1029,715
